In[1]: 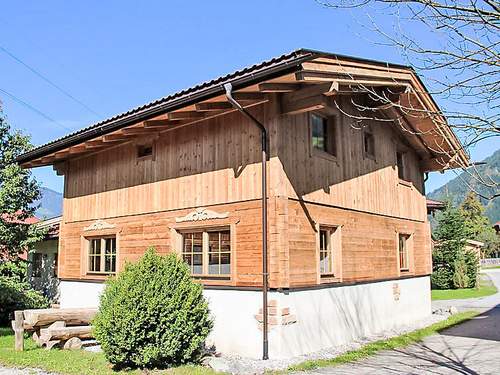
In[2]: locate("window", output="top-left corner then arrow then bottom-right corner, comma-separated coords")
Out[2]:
181,229 -> 231,277
318,226 -> 340,276
311,114 -> 337,157
398,234 -> 410,271
319,229 -> 332,275
137,144 -> 153,159
32,253 -> 43,278
53,254 -> 58,277
363,127 -> 375,158
88,236 -> 117,274
396,151 -> 406,180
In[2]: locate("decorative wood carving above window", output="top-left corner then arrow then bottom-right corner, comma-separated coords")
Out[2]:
175,208 -> 229,223
83,219 -> 116,231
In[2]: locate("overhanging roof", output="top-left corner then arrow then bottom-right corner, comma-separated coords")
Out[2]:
16,48 -> 468,170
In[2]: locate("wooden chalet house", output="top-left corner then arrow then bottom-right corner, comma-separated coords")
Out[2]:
18,49 -> 468,359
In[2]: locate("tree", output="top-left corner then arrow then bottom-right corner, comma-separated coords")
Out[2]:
317,0 -> 499,199
460,191 -> 491,238
431,202 -> 468,289
0,108 -> 45,259
460,191 -> 500,257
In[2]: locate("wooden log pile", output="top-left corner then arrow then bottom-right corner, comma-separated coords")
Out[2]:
11,308 -> 98,351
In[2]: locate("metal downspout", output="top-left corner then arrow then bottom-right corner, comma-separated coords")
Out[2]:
224,83 -> 269,360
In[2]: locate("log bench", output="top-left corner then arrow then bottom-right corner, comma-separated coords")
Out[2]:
11,308 -> 97,351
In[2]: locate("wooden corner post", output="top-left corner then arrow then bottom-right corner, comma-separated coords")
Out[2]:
12,311 -> 24,351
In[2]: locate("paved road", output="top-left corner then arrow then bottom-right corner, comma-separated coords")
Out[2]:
301,270 -> 500,375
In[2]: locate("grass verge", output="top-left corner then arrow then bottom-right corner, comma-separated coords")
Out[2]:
0,327 -> 220,375
431,274 -> 497,301
276,311 -> 478,374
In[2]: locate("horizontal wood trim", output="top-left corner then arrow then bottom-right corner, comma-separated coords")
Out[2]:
58,273 -> 431,291
288,198 -> 426,224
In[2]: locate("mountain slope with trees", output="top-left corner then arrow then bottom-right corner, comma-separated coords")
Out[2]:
428,149 -> 500,224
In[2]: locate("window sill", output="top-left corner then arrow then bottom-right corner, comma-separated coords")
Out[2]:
398,179 -> 413,188
192,275 -> 231,281
363,153 -> 377,162
86,272 -> 116,277
312,149 -> 338,163
320,275 -> 342,283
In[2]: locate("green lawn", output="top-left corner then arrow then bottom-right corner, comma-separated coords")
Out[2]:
431,275 -> 498,301
481,265 -> 500,269
273,311 -> 478,374
0,327 -> 221,375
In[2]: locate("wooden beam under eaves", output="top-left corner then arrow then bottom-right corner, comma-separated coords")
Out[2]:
281,93 -> 329,115
258,83 -> 300,92
102,133 -> 129,142
195,102 -> 233,111
167,112 -> 204,121
121,127 -> 155,135
231,92 -> 267,101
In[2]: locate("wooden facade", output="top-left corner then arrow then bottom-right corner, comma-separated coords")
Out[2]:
20,51 -> 466,290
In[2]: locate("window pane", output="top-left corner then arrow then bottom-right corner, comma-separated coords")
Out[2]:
399,234 -> 408,270
208,253 -> 220,275
312,114 -> 327,152
105,238 -> 116,254
364,132 -> 375,156
319,229 -> 335,275
397,152 -> 405,179
220,253 -> 230,275
193,232 -> 203,253
192,254 -> 203,274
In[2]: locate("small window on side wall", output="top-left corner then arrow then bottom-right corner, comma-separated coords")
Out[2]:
32,253 -> 43,278
88,236 -> 117,274
398,233 -> 410,272
137,143 -> 153,159
396,151 -> 406,180
319,226 -> 340,277
311,113 -> 337,157
363,126 -> 375,159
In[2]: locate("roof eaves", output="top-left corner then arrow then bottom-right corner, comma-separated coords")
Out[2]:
17,49 -> 317,164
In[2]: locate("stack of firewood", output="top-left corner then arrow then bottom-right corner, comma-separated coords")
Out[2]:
11,308 -> 98,351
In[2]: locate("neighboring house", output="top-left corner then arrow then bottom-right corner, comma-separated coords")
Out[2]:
17,49 -> 468,359
27,216 -> 61,301
426,198 -> 445,216
465,239 -> 484,260
0,212 -> 39,261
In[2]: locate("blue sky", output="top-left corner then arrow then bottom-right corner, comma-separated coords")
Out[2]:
1,1 -> 498,194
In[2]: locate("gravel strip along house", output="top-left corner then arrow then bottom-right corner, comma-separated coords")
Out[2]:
17,49 -> 468,359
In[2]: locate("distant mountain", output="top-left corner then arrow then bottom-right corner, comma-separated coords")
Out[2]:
34,187 -> 63,219
428,149 -> 500,224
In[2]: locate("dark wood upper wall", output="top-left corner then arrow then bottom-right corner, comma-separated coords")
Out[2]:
63,94 -> 426,224
276,95 -> 427,222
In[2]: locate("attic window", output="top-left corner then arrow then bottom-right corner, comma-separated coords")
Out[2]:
311,113 -> 337,158
396,151 -> 406,180
137,144 -> 153,159
363,127 -> 375,159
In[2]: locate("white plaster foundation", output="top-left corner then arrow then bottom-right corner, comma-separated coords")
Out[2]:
59,276 -> 431,359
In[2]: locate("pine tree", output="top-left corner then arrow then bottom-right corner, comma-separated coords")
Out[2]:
0,108 -> 45,259
431,202 -> 468,289
460,192 -> 491,239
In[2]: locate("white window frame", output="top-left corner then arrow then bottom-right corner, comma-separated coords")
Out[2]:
398,233 -> 411,273
316,224 -> 343,283
180,227 -> 232,278
87,236 -> 117,275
